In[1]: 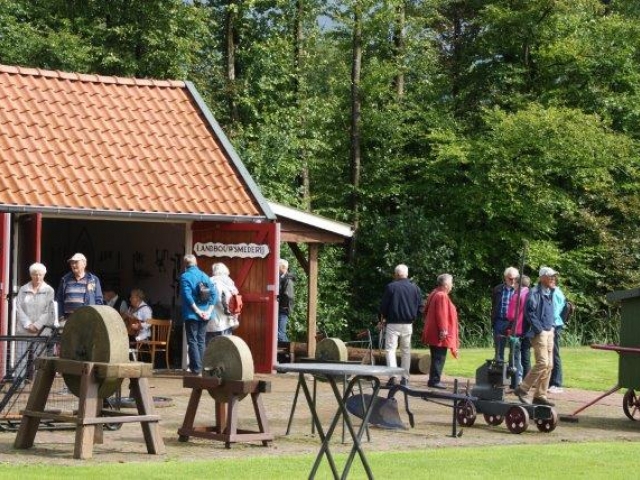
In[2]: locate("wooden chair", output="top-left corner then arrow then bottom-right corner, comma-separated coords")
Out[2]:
136,319 -> 172,369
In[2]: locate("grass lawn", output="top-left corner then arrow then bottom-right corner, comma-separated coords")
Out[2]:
413,346 -> 618,391
3,442 -> 640,479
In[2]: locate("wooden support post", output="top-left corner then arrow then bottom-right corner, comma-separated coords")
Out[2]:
14,358 -> 164,459
177,376 -> 273,448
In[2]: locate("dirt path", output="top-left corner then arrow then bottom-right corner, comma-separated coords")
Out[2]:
0,372 -> 637,465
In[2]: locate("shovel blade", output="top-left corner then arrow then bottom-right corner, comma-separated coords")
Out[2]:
346,393 -> 406,430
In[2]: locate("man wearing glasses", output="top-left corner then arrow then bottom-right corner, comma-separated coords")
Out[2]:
514,267 -> 559,406
491,267 -> 519,361
55,253 -> 104,322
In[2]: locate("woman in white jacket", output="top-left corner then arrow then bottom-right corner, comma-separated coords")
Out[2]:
206,262 -> 239,345
15,262 -> 56,379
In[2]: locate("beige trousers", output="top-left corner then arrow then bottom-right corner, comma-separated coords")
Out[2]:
521,329 -> 554,399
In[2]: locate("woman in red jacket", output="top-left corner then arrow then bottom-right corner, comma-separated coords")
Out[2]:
421,273 -> 459,389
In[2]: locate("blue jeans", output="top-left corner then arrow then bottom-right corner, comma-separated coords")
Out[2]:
549,327 -> 563,387
185,320 -> 207,374
509,337 -> 523,389
278,312 -> 289,342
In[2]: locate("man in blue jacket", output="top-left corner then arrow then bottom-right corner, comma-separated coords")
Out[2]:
514,266 -> 558,406
180,254 -> 217,375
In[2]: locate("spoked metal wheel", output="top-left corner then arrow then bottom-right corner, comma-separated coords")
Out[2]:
483,413 -> 504,426
623,389 -> 640,421
536,409 -> 558,433
456,400 -> 477,427
505,405 -> 529,434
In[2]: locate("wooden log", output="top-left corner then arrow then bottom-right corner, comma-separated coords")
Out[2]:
287,343 -> 430,374
346,347 -> 431,374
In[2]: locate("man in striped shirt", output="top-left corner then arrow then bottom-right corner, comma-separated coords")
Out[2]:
491,266 -> 519,361
55,253 -> 104,320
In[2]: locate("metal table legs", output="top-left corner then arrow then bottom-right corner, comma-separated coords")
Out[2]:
295,372 -> 380,480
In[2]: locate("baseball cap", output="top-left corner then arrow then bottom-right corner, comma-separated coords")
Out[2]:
68,253 -> 87,263
539,266 -> 558,277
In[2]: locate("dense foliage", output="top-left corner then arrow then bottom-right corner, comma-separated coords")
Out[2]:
1,0 -> 638,345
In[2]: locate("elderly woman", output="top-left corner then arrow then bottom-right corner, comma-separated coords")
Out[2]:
206,262 -> 239,345
123,288 -> 153,342
15,262 -> 56,377
421,273 -> 459,390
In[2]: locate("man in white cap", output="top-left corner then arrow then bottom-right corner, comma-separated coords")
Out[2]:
514,266 -> 558,406
55,253 -> 104,320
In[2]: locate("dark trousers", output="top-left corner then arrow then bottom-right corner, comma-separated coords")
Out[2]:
493,319 -> 510,361
428,345 -> 448,386
521,337 -> 532,379
549,326 -> 563,387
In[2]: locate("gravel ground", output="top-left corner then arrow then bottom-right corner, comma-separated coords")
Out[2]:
0,371 -> 638,465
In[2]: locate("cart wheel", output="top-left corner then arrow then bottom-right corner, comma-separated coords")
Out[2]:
623,389 -> 640,421
505,405 -> 529,434
535,409 -> 558,433
104,422 -> 123,431
456,400 -> 477,427
483,413 -> 504,426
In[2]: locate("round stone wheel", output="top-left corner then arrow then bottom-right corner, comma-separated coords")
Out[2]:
60,305 -> 129,398
203,336 -> 254,402
315,338 -> 348,362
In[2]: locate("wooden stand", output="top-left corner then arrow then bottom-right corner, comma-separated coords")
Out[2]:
14,358 -> 165,459
177,375 -> 273,448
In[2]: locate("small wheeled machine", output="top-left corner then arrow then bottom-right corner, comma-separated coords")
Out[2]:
463,348 -> 558,434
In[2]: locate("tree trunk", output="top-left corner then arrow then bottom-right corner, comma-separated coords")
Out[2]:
225,0 -> 240,124
348,1 -> 363,264
393,1 -> 406,99
286,343 -> 430,374
293,0 -> 311,207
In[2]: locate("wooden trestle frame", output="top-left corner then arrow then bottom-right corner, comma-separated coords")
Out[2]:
177,375 -> 273,448
14,357 -> 165,459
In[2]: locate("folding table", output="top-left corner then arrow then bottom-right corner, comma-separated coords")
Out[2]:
275,362 -> 404,480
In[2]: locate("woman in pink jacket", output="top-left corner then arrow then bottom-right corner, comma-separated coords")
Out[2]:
422,273 -> 459,389
506,275 -> 531,389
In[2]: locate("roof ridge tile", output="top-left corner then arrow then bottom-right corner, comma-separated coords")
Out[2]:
0,64 -> 186,89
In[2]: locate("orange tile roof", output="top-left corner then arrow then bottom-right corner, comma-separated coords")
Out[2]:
0,65 -> 270,220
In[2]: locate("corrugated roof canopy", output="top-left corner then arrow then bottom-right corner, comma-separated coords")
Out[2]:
0,65 -> 269,221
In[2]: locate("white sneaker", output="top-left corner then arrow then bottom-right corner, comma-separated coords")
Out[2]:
548,386 -> 564,394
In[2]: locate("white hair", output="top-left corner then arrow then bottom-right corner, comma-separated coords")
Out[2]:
211,262 -> 230,276
503,267 -> 519,279
29,262 -> 47,275
279,259 -> 289,269
437,273 -> 453,286
184,254 -> 197,266
395,264 -> 409,278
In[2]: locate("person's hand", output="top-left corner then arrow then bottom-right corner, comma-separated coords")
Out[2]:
451,349 -> 459,359
26,324 -> 39,334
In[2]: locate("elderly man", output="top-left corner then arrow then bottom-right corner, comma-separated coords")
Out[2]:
491,266 -> 519,361
55,252 -> 103,320
379,264 -> 423,386
514,266 -> 558,407
277,259 -> 295,343
180,254 -> 217,375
